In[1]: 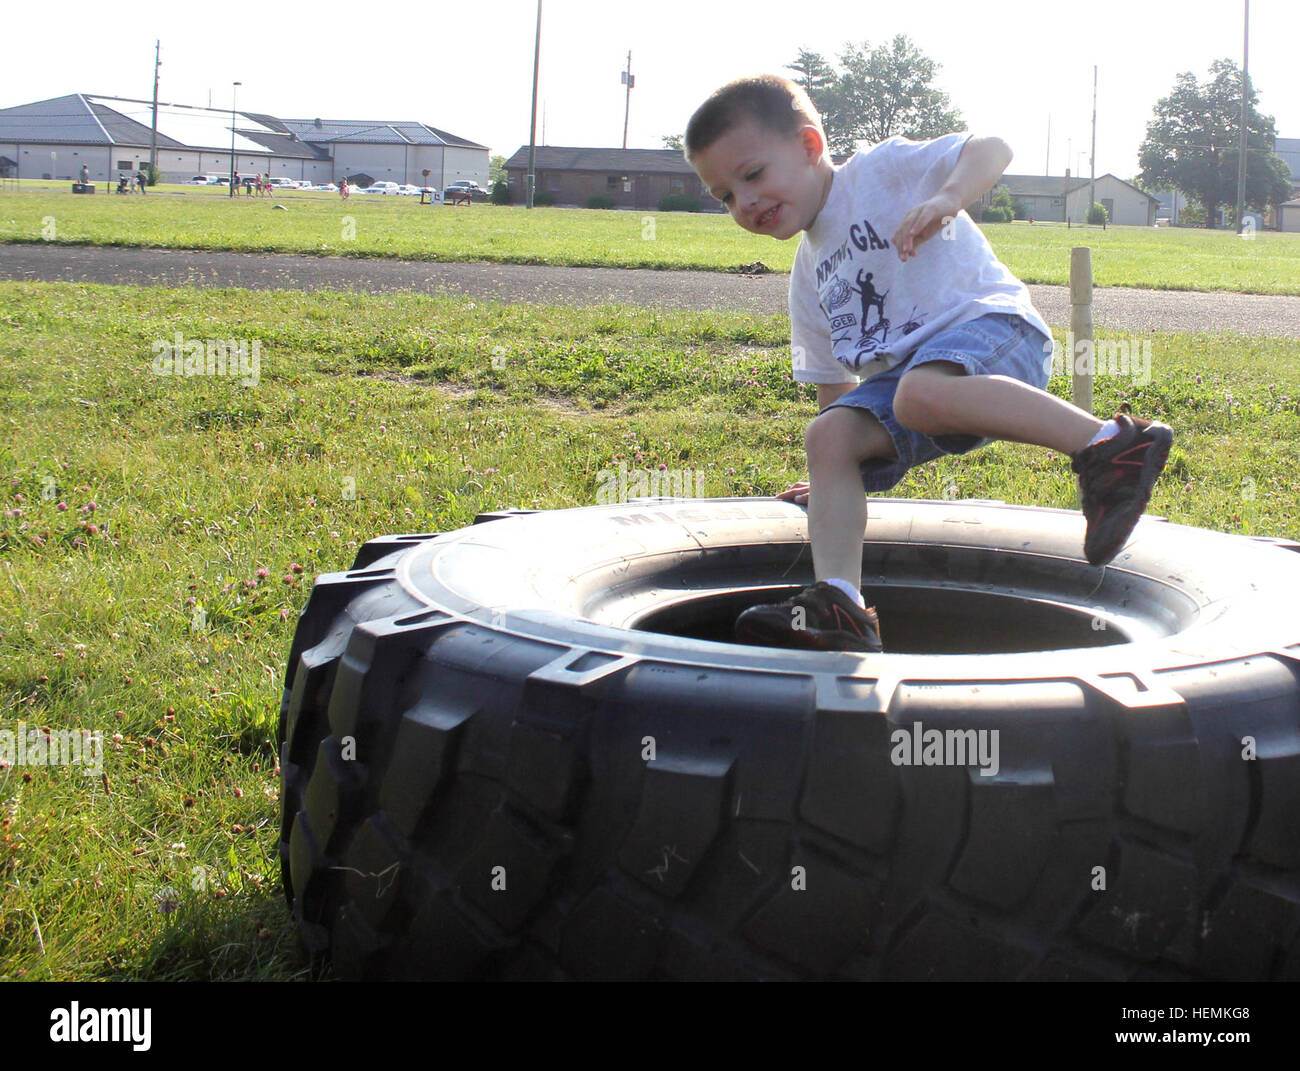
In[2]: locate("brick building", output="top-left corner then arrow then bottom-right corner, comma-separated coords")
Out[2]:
504,146 -> 719,210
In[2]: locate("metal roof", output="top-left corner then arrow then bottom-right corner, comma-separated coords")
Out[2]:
0,94 -> 486,154
0,94 -> 112,145
279,118 -> 487,149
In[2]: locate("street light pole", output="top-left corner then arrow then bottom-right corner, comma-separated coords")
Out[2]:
229,81 -> 241,199
1234,0 -> 1250,233
621,51 -> 634,150
526,0 -> 541,209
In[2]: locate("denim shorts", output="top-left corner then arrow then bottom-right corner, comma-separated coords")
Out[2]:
822,311 -> 1052,493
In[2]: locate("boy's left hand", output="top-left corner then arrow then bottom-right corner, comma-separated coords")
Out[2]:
893,192 -> 962,262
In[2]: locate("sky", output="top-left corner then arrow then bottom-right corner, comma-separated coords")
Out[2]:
6,0 -> 1297,179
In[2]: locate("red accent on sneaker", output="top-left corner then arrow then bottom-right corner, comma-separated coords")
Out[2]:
830,604 -> 863,636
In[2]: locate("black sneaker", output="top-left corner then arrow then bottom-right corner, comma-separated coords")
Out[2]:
1070,412 -> 1173,566
735,581 -> 883,652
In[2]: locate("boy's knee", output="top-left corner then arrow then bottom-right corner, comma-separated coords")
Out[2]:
894,366 -> 963,434
805,406 -> 852,456
805,405 -> 891,463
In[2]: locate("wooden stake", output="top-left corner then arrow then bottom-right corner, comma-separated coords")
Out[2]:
1070,246 -> 1094,415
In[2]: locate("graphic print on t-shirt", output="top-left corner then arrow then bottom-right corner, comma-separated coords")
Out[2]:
817,214 -> 925,369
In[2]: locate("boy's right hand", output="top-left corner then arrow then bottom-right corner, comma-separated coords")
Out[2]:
775,481 -> 810,506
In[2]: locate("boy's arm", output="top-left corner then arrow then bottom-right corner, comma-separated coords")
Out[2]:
893,136 -> 1013,261
817,383 -> 856,410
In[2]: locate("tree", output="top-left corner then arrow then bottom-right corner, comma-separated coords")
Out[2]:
788,48 -> 838,98
488,155 -> 506,187
1138,59 -> 1291,228
789,37 -> 963,157
982,183 -> 1015,223
661,134 -> 684,152
786,49 -> 844,150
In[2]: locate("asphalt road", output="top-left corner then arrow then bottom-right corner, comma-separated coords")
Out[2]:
2,243 -> 1297,337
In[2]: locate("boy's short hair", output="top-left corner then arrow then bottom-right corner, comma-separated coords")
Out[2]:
684,75 -> 825,162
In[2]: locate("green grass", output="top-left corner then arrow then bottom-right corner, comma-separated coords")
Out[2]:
1,279 -> 1298,980
3,183 -> 1299,293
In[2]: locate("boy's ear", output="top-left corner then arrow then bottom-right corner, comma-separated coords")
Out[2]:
799,125 -> 826,161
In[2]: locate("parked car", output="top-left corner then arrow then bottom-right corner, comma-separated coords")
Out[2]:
393,184 -> 424,196
367,181 -> 401,195
187,174 -> 222,185
443,180 -> 489,202
304,183 -> 337,192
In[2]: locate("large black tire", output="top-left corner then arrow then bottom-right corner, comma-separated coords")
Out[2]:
278,497 -> 1300,980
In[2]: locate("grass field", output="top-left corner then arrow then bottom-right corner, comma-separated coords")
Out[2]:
1,278 -> 1298,979
3,183 -> 1299,294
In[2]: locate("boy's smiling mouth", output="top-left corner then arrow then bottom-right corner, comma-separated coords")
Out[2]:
755,203 -> 781,229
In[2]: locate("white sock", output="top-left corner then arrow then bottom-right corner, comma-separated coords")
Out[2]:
823,577 -> 866,608
1086,419 -> 1121,447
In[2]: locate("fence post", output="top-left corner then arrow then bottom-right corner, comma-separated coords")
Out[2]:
1070,246 -> 1094,415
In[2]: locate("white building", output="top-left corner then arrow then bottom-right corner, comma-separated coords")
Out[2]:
0,93 -> 488,187
991,172 -> 1159,226
1278,200 -> 1300,233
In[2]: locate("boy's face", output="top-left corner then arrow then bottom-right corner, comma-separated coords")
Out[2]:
691,118 -> 828,239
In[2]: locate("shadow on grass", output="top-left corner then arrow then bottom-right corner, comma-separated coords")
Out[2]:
135,877 -> 330,982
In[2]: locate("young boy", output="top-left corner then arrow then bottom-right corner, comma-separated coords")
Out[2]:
684,75 -> 1172,652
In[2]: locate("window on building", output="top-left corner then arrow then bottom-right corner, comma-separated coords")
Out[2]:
607,175 -> 619,189
116,160 -> 133,170
670,176 -> 685,194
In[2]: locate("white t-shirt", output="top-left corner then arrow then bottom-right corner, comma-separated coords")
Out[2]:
789,133 -> 1052,384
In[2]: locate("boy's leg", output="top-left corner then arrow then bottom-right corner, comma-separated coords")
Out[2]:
893,363 -> 1101,455
735,404 -> 895,652
805,405 -> 897,591
892,315 -> 1172,566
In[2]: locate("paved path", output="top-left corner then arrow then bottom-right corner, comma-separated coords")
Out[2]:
2,243 -> 1297,336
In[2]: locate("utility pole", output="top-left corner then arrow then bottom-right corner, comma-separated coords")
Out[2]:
1045,114 -> 1051,175
1235,0 -> 1250,233
150,40 -> 161,173
621,51 -> 634,150
526,0 -> 541,208
1088,65 -> 1097,222
229,81 -> 240,199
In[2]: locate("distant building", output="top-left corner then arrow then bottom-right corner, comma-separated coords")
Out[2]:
1148,188 -> 1189,225
1274,136 -> 1300,199
990,172 -> 1159,226
504,146 -> 718,209
0,93 -> 487,187
1278,199 -> 1300,233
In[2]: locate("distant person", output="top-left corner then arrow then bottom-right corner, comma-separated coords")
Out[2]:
137,170 -> 147,194
80,164 -> 89,185
340,178 -> 349,201
233,170 -> 240,195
